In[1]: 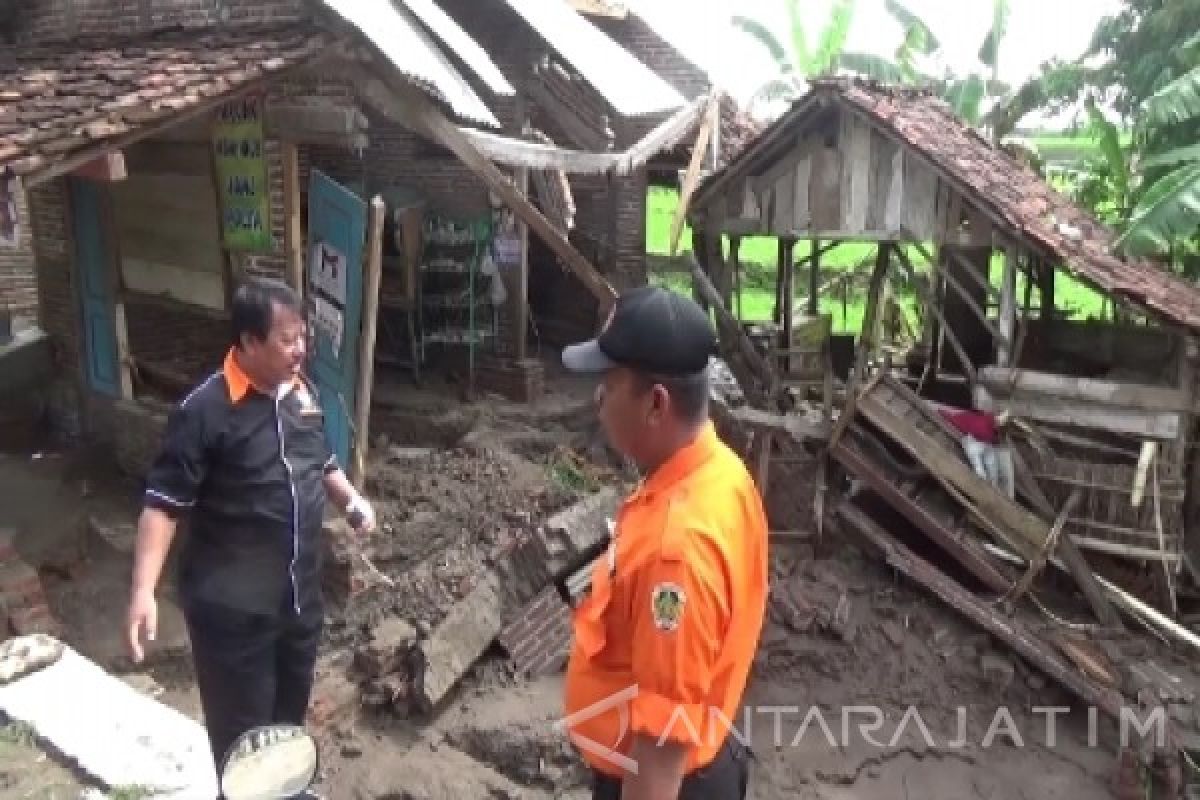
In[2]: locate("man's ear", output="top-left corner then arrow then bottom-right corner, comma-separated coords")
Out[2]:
648,384 -> 671,423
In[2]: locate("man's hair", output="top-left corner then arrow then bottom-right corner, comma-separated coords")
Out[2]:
231,277 -> 302,348
632,366 -> 710,425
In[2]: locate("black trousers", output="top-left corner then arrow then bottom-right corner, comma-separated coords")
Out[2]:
183,597 -> 323,776
590,737 -> 750,800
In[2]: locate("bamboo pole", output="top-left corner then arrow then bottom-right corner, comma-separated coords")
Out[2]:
350,195 -> 385,490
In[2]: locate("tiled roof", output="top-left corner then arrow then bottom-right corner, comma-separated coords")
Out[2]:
0,25 -> 331,181
697,79 -> 1200,333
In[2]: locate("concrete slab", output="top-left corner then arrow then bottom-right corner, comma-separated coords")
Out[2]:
415,572 -> 505,712
0,637 -> 217,798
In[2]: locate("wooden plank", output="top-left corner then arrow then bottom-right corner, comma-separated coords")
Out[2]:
902,159 -> 939,239
831,441 -> 1012,592
351,196 -> 386,490
772,167 -> 795,235
524,79 -> 611,152
840,114 -> 871,232
978,367 -> 1191,413
1008,447 -> 1123,628
669,93 -> 718,257
282,141 -> 303,294
892,245 -> 978,386
973,385 -> 1181,440
98,187 -> 134,400
69,152 -> 127,182
836,502 -> 1130,725
689,253 -> 782,410
998,244 -> 1018,365
809,145 -> 841,231
855,385 -> 1046,561
883,147 -> 905,233
937,254 -> 1005,343
365,77 -> 616,312
866,129 -> 898,232
792,155 -> 812,232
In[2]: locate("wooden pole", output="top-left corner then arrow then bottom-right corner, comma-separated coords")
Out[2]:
893,245 -> 978,387
998,243 -> 1018,366
808,238 -> 820,316
282,141 -> 304,295
730,235 -> 742,320
362,76 -> 617,314
350,195 -> 386,490
781,237 -> 795,375
669,92 -> 718,257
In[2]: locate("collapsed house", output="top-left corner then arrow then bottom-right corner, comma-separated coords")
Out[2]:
0,0 -> 735,479
685,78 -> 1200,774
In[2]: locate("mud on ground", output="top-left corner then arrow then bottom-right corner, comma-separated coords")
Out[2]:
0,371 -> 1147,799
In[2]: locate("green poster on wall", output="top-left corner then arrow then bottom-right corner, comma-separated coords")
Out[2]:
212,94 -> 271,251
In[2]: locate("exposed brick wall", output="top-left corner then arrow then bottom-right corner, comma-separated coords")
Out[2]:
126,295 -> 229,390
111,398 -> 168,480
0,187 -> 36,320
27,178 -> 84,438
496,586 -> 572,677
15,0 -> 306,43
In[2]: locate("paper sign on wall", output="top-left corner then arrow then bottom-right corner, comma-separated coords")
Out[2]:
309,240 -> 348,305
311,294 -> 344,356
212,94 -> 271,251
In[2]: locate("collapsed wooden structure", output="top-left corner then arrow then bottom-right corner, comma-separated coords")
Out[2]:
688,79 -> 1200,773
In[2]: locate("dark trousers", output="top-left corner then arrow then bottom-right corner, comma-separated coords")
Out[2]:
591,737 -> 750,800
183,598 -> 323,776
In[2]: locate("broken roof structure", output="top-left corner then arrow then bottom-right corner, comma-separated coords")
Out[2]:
690,79 -> 1200,332
683,78 -> 1200,772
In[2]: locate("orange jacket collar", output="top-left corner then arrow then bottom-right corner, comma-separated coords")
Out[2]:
222,348 -> 301,403
633,420 -> 719,500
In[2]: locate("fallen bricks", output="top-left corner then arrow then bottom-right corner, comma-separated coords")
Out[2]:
494,488 -> 619,676
0,528 -> 62,639
412,570 -> 505,714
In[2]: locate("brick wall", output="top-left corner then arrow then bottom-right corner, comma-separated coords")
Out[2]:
15,0 -> 306,43
0,187 -> 36,320
27,178 -> 84,438
591,14 -> 710,101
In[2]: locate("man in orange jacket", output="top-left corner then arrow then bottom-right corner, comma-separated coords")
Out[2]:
560,286 -> 769,800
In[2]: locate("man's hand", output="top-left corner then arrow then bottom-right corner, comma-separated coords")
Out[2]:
346,491 -> 377,535
622,734 -> 687,800
127,587 -> 158,664
323,468 -> 376,535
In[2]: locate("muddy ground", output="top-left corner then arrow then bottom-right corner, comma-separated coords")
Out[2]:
0,367 -> 1146,799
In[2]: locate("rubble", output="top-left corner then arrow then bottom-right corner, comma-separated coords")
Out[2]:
413,571 -> 506,714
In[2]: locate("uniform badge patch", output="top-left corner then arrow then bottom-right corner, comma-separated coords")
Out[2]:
651,582 -> 686,631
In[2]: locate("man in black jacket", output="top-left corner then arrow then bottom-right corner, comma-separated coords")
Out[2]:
125,278 -> 374,780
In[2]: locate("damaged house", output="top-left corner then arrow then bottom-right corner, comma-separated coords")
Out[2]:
1,0 -> 731,480
686,78 -> 1200,778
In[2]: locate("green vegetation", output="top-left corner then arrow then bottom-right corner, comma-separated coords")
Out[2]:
645,188 -> 1106,335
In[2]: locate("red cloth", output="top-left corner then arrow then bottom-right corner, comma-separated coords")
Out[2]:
938,408 -> 997,444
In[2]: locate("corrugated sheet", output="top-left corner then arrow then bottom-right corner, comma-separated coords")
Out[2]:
499,0 -> 686,117
458,96 -> 707,175
399,0 -> 515,97
322,0 -> 499,128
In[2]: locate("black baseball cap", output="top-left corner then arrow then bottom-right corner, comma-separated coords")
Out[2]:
562,286 -> 717,375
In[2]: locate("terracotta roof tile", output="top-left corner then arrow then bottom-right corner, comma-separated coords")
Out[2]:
0,24 -> 331,182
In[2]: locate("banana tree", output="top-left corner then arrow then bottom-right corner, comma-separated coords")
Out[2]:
1116,59 -> 1200,259
732,0 -> 857,111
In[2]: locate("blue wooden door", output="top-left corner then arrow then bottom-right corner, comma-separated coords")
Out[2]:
70,179 -> 120,397
306,170 -> 366,467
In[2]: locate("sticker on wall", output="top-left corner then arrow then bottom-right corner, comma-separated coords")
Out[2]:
311,294 -> 344,356
309,240 -> 348,306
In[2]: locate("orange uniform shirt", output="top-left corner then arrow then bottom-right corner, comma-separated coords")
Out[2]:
563,421 -> 769,778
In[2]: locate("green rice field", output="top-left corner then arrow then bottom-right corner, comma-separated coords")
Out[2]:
644,187 -> 1107,335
